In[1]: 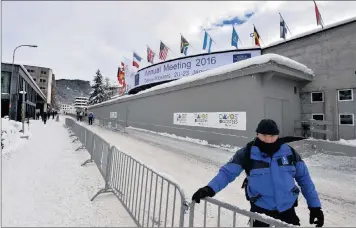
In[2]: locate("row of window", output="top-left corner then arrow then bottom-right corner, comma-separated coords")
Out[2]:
27,69 -> 35,73
40,87 -> 46,90
33,78 -> 46,83
312,113 -> 354,126
311,89 -> 353,102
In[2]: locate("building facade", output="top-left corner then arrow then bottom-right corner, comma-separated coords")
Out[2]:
74,97 -> 89,111
60,104 -> 75,114
106,84 -> 121,98
263,18 -> 356,140
1,63 -> 46,120
23,65 -> 55,112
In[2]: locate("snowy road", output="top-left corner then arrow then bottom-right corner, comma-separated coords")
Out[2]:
2,119 -> 135,227
70,116 -> 356,227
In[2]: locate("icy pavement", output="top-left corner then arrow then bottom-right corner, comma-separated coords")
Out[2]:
69,116 -> 356,227
2,119 -> 136,227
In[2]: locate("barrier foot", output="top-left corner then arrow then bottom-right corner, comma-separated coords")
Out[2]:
75,145 -> 85,151
91,187 -> 114,201
69,134 -> 76,137
81,159 -> 94,166
71,138 -> 79,143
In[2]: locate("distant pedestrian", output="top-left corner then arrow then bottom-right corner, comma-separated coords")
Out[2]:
88,112 -> 94,125
42,112 -> 47,124
79,111 -> 83,122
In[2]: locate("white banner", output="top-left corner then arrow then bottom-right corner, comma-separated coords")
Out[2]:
131,49 -> 261,92
173,112 -> 246,130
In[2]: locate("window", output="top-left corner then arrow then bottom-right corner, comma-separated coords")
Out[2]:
33,78 -> 36,81
40,79 -> 43,82
338,89 -> 353,101
294,87 -> 298,94
312,114 -> 324,121
43,79 -> 46,83
339,114 -> 354,125
1,71 -> 11,93
311,92 -> 323,103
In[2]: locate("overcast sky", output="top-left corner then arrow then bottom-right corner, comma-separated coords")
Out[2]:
2,1 -> 356,83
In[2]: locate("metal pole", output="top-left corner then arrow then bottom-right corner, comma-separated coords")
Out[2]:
22,79 -> 26,134
9,44 -> 38,120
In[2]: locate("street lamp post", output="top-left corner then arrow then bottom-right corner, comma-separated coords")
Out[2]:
19,86 -> 26,135
9,44 -> 37,120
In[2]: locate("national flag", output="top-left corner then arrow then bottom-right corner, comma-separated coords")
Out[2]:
117,66 -> 126,88
253,26 -> 261,47
314,1 -> 324,28
180,35 -> 189,56
147,46 -> 155,64
231,26 -> 239,48
133,52 -> 142,68
202,31 -> 213,53
280,15 -> 287,39
159,41 -> 169,61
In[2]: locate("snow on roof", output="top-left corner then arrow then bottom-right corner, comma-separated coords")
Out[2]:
264,16 -> 356,49
90,53 -> 313,108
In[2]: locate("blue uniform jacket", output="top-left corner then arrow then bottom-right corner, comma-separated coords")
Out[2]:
208,144 -> 321,212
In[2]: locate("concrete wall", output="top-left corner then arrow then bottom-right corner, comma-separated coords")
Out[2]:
263,20 -> 356,140
90,68 -> 302,148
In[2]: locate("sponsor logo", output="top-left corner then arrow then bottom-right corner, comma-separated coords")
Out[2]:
176,113 -> 187,122
233,53 -> 251,63
219,113 -> 239,125
194,113 -> 208,124
135,74 -> 140,86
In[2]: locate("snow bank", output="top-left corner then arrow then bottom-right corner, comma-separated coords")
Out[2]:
90,53 -> 313,108
264,16 -> 356,49
335,139 -> 356,147
1,118 -> 27,155
128,126 -> 240,153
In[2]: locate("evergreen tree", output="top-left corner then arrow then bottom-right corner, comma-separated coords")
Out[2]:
88,69 -> 110,105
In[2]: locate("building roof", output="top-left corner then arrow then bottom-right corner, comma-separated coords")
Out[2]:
90,53 -> 314,109
263,16 -> 356,49
2,62 -> 46,100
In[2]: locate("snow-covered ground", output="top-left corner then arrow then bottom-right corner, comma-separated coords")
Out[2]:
2,119 -> 136,227
68,116 -> 356,227
1,118 -> 30,156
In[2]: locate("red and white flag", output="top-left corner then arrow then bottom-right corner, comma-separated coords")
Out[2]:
314,1 -> 324,28
133,52 -> 142,69
159,41 -> 169,61
147,47 -> 155,64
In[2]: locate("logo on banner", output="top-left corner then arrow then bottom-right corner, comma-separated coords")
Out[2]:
219,113 -> 239,126
233,53 -> 251,63
176,113 -> 187,124
194,113 -> 208,125
135,74 -> 140,86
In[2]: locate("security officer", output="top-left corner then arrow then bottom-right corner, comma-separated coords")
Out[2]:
192,119 -> 324,227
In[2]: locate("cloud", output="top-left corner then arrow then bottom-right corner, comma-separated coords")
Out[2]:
2,1 -> 356,84
213,12 -> 255,27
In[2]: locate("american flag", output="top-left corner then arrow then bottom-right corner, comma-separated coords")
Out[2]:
147,46 -> 155,64
159,41 -> 169,61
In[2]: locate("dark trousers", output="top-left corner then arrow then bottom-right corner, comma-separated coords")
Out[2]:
250,203 -> 300,227
88,117 -> 93,125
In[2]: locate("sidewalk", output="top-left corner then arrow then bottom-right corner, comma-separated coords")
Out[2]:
2,119 -> 136,227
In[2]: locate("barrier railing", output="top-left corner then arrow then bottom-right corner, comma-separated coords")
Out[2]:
64,117 -> 295,227
64,118 -> 188,227
189,198 -> 293,227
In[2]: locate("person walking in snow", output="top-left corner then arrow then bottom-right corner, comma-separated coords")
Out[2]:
42,112 -> 47,124
192,119 -> 324,227
88,112 -> 94,125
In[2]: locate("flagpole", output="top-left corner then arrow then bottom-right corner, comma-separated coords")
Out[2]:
160,40 -> 178,58
279,12 -> 293,36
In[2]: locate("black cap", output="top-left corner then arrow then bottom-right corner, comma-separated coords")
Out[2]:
256,119 -> 280,135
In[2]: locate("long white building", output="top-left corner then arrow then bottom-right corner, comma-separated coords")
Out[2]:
74,97 -> 89,110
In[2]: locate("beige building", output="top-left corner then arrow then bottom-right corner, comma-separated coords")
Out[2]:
24,65 -> 56,111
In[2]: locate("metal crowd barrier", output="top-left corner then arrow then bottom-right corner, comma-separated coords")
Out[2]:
189,198 -> 292,227
64,118 -> 294,227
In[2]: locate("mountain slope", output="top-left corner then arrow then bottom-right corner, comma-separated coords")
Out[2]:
55,79 -> 92,105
